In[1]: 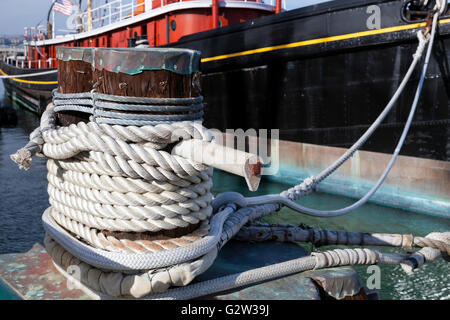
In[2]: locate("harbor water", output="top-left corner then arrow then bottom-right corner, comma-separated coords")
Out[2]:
0,82 -> 448,300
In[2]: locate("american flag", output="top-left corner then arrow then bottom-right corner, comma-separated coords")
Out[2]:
53,0 -> 73,16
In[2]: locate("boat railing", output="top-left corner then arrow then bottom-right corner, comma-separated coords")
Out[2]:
69,0 -> 277,37
23,0 -> 281,42
78,0 -> 142,30
3,55 -> 57,69
24,25 -> 49,42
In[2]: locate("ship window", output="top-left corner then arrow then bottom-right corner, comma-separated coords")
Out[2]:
401,0 -> 447,22
171,20 -> 176,31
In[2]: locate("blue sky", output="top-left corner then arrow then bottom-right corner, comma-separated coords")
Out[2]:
0,0 -> 331,35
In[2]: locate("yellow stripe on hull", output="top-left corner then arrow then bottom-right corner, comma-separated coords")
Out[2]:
201,18 -> 450,63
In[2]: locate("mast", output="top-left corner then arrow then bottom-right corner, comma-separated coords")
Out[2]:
87,0 -> 93,31
75,0 -> 84,32
275,0 -> 282,14
212,0 -> 219,28
47,0 -> 57,39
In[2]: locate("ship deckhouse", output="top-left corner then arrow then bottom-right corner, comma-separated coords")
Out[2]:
24,0 -> 280,69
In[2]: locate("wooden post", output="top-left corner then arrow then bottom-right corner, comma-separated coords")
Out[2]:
57,58 -> 93,93
91,49 -> 200,99
56,47 -> 94,125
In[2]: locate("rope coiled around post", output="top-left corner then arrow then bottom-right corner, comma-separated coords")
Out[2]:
41,106 -> 215,235
52,91 -> 205,126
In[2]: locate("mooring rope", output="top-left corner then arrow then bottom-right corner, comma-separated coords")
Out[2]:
10,5 -> 449,300
52,91 -> 205,126
0,69 -> 57,79
245,17 -> 437,217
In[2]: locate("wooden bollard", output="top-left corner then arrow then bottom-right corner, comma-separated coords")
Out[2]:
91,48 -> 201,98
56,47 -> 94,126
56,47 -> 94,93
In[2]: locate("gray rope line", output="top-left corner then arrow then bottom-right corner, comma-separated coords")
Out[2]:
53,91 -> 92,99
52,90 -> 204,126
268,20 -> 438,217
53,99 -> 93,106
314,30 -> 430,186
94,101 -> 204,112
54,105 -> 94,114
95,93 -> 203,105
91,117 -> 205,126
0,69 -> 58,79
94,109 -> 204,121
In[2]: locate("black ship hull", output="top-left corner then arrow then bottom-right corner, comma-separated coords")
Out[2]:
2,0 -> 450,161
0,61 -> 56,114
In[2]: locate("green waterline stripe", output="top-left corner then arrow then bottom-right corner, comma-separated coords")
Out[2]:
265,166 -> 450,219
0,277 -> 23,300
7,92 -> 38,114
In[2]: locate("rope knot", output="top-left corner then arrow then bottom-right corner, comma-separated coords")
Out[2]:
211,192 -> 248,213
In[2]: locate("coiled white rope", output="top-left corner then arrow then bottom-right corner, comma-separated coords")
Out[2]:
44,118 -> 215,232
53,90 -> 205,125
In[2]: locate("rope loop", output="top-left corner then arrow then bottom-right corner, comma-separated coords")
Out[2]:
51,89 -> 205,126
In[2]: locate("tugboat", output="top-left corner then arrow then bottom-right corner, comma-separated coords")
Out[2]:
1,0 -> 449,217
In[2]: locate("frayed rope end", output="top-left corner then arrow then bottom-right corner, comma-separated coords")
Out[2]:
10,149 -> 33,170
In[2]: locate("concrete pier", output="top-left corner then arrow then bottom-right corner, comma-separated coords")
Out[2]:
0,241 -> 371,300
